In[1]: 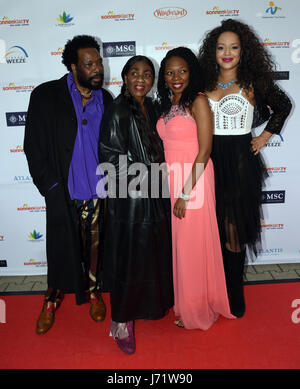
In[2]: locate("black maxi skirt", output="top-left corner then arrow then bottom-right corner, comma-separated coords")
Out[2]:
211,133 -> 268,259
102,195 -> 174,323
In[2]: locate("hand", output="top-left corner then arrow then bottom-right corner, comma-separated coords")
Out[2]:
173,198 -> 188,219
250,131 -> 272,155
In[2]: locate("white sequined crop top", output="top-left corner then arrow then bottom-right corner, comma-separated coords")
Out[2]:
208,89 -> 254,136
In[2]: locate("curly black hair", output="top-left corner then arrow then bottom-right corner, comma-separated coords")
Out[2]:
157,47 -> 202,116
62,35 -> 100,71
198,19 -> 276,95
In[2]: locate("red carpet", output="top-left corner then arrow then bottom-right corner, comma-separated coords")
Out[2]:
0,282 -> 300,369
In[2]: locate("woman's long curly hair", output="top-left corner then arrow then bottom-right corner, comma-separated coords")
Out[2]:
157,47 -> 202,116
121,56 -> 163,162
198,19 -> 276,95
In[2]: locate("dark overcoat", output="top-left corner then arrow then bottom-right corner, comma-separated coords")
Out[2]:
98,95 -> 174,322
24,74 -> 112,304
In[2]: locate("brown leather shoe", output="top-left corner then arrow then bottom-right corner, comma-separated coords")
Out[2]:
89,292 -> 106,322
36,293 -> 63,335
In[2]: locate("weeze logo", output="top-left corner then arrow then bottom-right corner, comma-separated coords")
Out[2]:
265,134 -> 284,147
3,45 -> 28,63
103,41 -> 136,57
154,7 -> 187,20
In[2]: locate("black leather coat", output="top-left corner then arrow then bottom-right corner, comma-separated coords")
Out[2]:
98,94 -> 174,322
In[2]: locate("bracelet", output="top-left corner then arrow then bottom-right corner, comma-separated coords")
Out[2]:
179,191 -> 190,201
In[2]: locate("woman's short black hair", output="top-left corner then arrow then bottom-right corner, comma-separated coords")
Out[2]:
157,47 -> 201,116
120,55 -> 155,95
62,35 -> 100,71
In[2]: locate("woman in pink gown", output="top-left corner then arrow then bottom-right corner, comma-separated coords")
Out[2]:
156,47 -> 234,330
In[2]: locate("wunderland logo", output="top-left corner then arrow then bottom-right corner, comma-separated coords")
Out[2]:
206,6 -> 239,16
6,112 -> 27,126
261,190 -> 285,204
103,41 -> 136,57
154,7 -> 187,19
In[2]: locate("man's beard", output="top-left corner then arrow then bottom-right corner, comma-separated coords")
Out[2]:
76,68 -> 103,90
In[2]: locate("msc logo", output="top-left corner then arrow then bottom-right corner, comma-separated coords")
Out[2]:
262,190 -> 285,204
274,71 -> 289,80
6,112 -> 27,126
103,41 -> 136,57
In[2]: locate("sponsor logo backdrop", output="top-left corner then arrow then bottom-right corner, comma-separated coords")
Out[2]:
0,0 -> 299,274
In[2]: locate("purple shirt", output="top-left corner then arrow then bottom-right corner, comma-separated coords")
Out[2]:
67,72 -> 104,200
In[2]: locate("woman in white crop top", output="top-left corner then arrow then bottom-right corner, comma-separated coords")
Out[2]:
198,19 -> 292,318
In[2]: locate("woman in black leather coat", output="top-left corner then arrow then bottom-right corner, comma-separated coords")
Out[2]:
98,56 -> 173,354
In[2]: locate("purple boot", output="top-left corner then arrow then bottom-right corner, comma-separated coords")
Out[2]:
110,321 -> 135,354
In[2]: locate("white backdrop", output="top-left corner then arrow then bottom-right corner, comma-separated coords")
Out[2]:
0,0 -> 299,275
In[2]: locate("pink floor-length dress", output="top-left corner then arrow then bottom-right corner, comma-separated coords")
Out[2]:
157,106 -> 235,330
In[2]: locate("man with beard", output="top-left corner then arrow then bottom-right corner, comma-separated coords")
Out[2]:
24,35 -> 113,334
